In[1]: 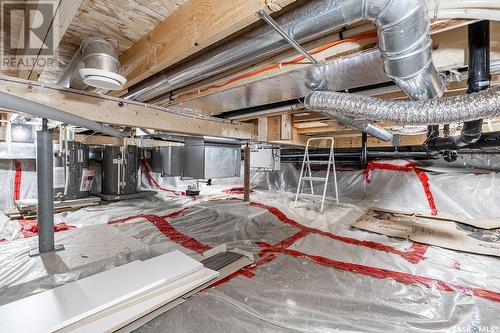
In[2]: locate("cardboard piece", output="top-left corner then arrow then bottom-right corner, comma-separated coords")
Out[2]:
352,208 -> 500,257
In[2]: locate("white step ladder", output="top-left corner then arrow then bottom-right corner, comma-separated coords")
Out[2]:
294,137 -> 339,212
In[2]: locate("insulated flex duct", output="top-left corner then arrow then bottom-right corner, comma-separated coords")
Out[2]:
304,87 -> 500,125
126,0 -> 444,103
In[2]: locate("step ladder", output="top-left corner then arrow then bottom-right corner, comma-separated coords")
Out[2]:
294,137 -> 339,212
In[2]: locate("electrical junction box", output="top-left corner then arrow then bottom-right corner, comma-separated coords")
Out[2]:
250,145 -> 280,171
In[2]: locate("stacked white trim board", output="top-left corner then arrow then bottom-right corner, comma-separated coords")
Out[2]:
0,250 -> 218,333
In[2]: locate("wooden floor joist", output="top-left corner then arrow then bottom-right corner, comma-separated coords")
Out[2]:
0,76 -> 256,140
118,0 -> 297,90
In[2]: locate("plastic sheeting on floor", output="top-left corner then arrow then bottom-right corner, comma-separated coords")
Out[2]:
0,159 -> 500,332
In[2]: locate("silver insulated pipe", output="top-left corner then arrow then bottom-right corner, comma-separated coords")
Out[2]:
126,0 -> 444,103
327,113 -> 394,142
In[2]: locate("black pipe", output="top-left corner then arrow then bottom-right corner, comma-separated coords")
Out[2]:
280,151 -> 434,162
443,124 -> 450,137
469,131 -> 500,149
361,132 -> 368,167
427,125 -> 440,139
426,21 -> 491,151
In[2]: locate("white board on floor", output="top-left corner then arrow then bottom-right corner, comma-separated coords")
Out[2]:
66,268 -> 219,333
0,250 -> 203,333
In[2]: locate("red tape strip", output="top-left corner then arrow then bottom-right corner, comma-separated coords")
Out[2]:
247,200 -> 428,264
141,159 -> 186,196
18,220 -> 76,238
13,160 -> 22,201
364,161 -> 438,216
261,246 -> 500,303
223,186 -> 254,195
207,254 -> 277,289
108,209 -> 211,254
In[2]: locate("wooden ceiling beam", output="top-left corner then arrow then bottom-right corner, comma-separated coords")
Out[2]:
118,0 -> 298,90
0,76 -> 256,140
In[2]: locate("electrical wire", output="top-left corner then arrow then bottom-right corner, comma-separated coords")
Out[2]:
175,31 -> 378,100
80,131 -> 97,144
173,4 -> 500,101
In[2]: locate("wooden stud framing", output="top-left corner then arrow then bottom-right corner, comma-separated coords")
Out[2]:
281,114 -> 293,140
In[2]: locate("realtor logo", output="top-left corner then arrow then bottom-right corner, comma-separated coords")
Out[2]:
1,0 -> 59,71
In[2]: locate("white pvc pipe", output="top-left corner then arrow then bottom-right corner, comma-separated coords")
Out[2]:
437,8 -> 500,21
434,0 -> 500,9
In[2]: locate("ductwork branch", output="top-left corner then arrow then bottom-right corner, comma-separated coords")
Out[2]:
304,87 -> 500,125
322,113 -> 394,142
126,0 -> 445,103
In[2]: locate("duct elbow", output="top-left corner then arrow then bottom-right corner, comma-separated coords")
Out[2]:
370,0 -> 445,100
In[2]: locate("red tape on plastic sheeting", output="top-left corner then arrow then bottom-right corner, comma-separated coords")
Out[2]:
108,209 -> 211,254
207,254 -> 277,289
162,207 -> 189,219
364,161 -> 438,216
223,186 -> 254,195
13,160 -> 22,201
247,200 -> 428,264
146,214 -> 211,253
260,246 -> 500,304
141,159 -> 186,196
18,220 -> 76,238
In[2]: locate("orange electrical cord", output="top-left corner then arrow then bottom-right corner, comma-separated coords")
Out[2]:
175,31 -> 378,100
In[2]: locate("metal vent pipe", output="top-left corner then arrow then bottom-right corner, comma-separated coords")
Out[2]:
58,37 -> 126,91
126,0 -> 444,103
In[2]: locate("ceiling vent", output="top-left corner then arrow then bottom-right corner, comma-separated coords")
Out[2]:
58,37 -> 127,91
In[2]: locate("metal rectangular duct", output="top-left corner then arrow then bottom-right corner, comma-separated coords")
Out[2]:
150,146 -> 184,177
170,50 -> 390,115
183,138 -> 241,179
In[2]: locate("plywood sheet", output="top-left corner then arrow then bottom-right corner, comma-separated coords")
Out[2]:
38,0 -> 188,84
352,208 -> 500,257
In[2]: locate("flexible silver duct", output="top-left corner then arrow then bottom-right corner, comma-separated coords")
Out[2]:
304,87 -> 500,125
0,91 -> 125,138
325,113 -> 394,142
126,0 -> 444,103
58,37 -> 126,91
